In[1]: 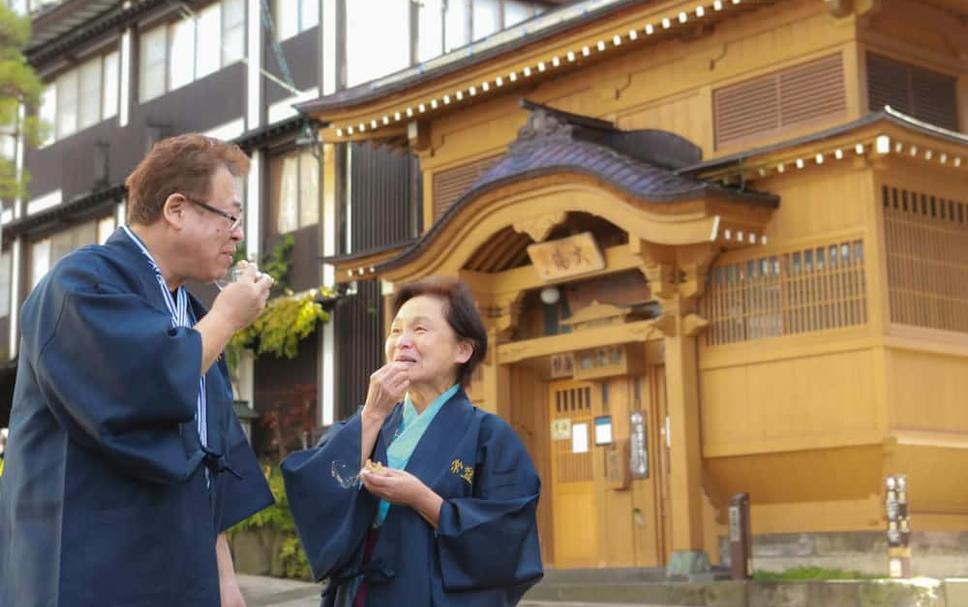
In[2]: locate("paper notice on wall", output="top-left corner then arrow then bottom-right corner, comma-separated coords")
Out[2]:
594,415 -> 613,446
572,423 -> 589,454
551,418 -> 572,441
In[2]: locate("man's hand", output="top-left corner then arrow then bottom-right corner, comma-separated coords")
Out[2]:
211,263 -> 272,333
216,533 -> 247,607
361,468 -> 443,528
196,265 -> 272,374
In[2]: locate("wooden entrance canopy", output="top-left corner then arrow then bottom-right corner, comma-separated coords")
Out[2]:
330,101 -> 777,286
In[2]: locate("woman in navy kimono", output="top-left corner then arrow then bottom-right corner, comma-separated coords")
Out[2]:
283,277 -> 543,606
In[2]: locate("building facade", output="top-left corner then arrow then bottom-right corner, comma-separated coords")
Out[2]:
304,0 -> 968,575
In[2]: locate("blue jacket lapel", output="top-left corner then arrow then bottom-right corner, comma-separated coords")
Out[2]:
403,390 -> 474,486
376,405 -> 404,464
187,294 -> 224,455
103,228 -> 172,317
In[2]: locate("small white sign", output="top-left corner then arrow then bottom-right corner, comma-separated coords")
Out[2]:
572,423 -> 589,454
889,557 -> 902,578
594,416 -> 613,446
551,419 -> 572,441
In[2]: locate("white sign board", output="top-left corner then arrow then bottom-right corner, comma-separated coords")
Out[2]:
594,415 -> 613,446
572,423 -> 589,454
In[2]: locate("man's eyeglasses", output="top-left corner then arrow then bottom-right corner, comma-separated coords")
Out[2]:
182,194 -> 243,232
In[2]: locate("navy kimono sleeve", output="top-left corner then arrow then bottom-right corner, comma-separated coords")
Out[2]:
216,411 -> 275,531
282,414 -> 380,582
436,415 -> 543,592
30,284 -> 204,485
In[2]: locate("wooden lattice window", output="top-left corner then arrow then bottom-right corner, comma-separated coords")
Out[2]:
551,384 -> 593,483
704,240 -> 868,345
713,53 -> 846,149
867,53 -> 958,131
431,154 -> 500,221
882,186 -> 968,333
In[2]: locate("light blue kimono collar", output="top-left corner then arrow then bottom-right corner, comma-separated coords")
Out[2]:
374,383 -> 460,526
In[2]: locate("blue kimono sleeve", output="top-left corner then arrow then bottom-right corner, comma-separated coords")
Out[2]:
281,414 -> 379,582
436,415 -> 544,592
216,411 -> 275,531
31,287 -> 203,484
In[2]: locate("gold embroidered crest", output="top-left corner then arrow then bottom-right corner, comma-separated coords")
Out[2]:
450,458 -> 474,485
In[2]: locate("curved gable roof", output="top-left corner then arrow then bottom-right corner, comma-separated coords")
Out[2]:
373,101 -> 777,274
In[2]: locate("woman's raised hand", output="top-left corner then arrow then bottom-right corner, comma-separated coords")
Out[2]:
362,362 -> 411,422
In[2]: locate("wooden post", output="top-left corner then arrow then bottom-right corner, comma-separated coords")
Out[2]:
663,305 -> 706,555
636,241 -> 716,575
481,331 -> 510,418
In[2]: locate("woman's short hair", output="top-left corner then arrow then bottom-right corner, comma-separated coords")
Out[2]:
391,277 -> 487,387
125,134 -> 250,225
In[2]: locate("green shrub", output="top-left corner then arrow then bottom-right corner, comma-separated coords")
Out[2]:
753,566 -> 884,582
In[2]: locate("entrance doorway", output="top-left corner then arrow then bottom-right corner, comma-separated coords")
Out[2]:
548,379 -> 599,568
547,368 -> 670,569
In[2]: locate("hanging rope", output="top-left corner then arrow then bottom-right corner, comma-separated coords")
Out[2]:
259,0 -> 298,95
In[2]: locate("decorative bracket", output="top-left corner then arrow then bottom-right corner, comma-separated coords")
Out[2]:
652,311 -> 708,338
512,211 -> 567,242
676,243 -> 718,302
630,239 -> 677,302
682,313 -> 708,337
478,290 -> 524,343
824,0 -> 881,18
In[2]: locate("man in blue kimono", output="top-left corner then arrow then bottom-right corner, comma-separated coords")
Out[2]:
0,134 -> 274,607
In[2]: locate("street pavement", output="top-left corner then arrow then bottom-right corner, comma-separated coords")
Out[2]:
237,574 -> 681,607
238,574 -> 320,607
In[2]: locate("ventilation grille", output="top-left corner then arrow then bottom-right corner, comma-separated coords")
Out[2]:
432,154 -> 500,221
714,54 -> 846,149
867,53 -> 958,131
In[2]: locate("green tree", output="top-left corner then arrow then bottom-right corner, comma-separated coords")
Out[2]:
0,4 -> 47,200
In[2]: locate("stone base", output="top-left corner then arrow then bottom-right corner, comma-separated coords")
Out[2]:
525,578 -> 951,606
230,528 -> 286,577
667,549 -> 712,578
719,531 -> 968,578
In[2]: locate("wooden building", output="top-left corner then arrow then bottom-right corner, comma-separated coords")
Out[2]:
304,0 -> 968,574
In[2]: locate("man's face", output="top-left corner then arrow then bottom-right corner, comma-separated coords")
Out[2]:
178,165 -> 244,283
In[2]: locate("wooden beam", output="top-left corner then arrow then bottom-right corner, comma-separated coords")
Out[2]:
462,242 -> 641,297
497,319 -> 659,363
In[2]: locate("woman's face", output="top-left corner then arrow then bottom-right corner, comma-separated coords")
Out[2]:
385,295 -> 472,388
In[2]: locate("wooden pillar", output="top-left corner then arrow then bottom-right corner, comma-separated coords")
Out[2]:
663,302 -> 706,553
482,337 -> 510,418
477,291 -> 521,420
635,240 -> 715,575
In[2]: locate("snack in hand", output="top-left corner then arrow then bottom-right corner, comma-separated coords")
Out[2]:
363,459 -> 385,474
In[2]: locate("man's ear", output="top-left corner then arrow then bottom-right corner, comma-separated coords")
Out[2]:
162,193 -> 186,229
455,340 -> 473,365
